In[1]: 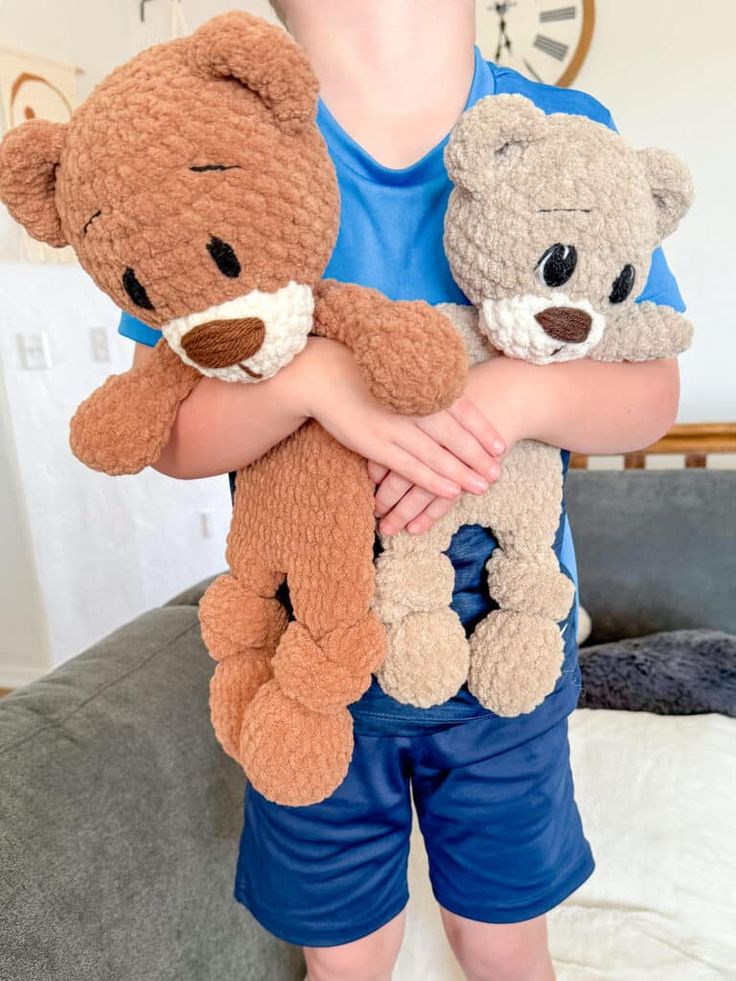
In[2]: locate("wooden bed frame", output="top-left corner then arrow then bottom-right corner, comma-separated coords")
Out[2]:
570,423 -> 736,470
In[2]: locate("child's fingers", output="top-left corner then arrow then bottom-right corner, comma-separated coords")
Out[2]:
379,444 -> 462,499
393,426 -> 490,495
417,410 -> 501,482
374,471 -> 412,517
406,495 -> 459,535
448,397 -> 506,457
367,460 -> 389,485
379,486 -> 435,536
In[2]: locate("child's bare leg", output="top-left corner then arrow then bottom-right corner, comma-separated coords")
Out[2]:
303,911 -> 406,981
441,909 -> 555,981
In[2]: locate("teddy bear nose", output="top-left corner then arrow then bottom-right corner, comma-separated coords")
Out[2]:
181,317 -> 266,368
534,306 -> 592,344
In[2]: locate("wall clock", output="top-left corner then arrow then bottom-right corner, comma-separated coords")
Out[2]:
476,1 -> 595,88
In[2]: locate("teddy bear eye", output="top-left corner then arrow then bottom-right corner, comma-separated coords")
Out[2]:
122,267 -> 155,310
189,164 -> 242,173
536,244 -> 578,289
609,264 -> 636,304
208,236 -> 241,278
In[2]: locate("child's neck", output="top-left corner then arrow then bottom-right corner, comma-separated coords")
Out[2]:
286,0 -> 476,169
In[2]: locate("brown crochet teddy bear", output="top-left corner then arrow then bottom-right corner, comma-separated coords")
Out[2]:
374,94 -> 694,716
0,12 -> 467,805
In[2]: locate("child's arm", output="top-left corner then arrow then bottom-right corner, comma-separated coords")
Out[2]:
375,356 -> 679,535
144,336 -> 504,497
468,355 -> 680,457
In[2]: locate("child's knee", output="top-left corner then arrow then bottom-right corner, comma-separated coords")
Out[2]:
304,912 -> 405,981
441,910 -> 554,981
304,945 -> 396,981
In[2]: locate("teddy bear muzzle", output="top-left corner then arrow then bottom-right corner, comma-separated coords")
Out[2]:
161,281 -> 315,384
534,306 -> 592,344
181,317 -> 266,377
479,292 -> 605,365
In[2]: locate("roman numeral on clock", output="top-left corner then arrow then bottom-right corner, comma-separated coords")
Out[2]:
540,6 -> 577,23
533,34 -> 570,61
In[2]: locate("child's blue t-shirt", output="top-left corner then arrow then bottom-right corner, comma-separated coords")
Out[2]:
120,47 -> 684,730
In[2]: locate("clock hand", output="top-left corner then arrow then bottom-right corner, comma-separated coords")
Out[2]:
493,1 -> 516,60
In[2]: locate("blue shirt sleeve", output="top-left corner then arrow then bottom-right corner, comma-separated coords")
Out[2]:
635,246 -> 686,312
119,310 -> 162,347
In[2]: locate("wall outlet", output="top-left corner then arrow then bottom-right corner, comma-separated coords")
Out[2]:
89,327 -> 111,363
16,332 -> 51,370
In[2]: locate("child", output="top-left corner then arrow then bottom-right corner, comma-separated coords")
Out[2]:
123,2 -> 684,978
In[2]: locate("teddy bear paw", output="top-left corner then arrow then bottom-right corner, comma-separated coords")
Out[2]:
239,681 -> 354,806
468,611 -> 564,717
376,610 -> 469,708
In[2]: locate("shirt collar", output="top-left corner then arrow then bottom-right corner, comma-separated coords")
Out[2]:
316,45 -> 496,187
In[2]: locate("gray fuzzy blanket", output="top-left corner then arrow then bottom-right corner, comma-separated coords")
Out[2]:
578,629 -> 736,717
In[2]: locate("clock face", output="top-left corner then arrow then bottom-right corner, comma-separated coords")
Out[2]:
476,1 -> 595,88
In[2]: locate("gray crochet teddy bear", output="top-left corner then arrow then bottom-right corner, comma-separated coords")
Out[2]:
374,93 -> 694,716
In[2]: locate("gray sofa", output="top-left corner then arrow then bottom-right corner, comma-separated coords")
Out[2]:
1,469 -> 734,981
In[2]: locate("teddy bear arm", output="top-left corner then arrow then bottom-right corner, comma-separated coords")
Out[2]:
590,302 -> 693,364
312,279 -> 468,415
69,340 -> 201,475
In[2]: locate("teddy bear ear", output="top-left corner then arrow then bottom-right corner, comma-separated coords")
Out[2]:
445,93 -> 547,196
187,11 -> 318,134
638,147 -> 694,241
0,119 -> 68,247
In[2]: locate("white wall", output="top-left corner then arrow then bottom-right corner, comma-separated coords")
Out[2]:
0,0 -> 733,682
0,367 -> 49,686
573,0 -> 736,422
0,264 -> 235,676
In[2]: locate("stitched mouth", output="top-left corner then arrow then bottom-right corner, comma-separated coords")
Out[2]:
239,362 -> 263,379
551,346 -> 564,356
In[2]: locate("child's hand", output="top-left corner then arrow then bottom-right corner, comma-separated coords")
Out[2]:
370,462 -> 468,536
370,397 -> 505,534
305,339 -> 505,501
372,361 -> 525,536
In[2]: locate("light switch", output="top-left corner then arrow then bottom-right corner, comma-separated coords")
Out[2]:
16,332 -> 51,370
90,327 -> 111,363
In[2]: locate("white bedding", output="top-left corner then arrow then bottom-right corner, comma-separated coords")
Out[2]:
394,709 -> 735,981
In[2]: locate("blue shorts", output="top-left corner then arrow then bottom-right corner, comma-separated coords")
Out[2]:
234,707 -> 594,947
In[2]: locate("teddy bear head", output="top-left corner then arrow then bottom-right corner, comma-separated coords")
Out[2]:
443,94 -> 693,364
0,12 -> 339,382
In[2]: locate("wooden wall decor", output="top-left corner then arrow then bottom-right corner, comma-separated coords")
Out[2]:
0,47 -> 81,262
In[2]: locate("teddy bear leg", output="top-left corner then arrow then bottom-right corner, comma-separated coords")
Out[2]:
237,424 -> 384,806
200,571 -> 288,761
373,506 -> 470,708
373,544 -> 469,708
486,548 -> 575,623
465,442 -> 575,716
239,612 -> 386,806
468,546 -> 574,716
